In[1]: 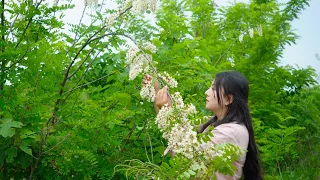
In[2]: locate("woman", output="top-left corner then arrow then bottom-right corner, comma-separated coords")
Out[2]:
143,71 -> 262,180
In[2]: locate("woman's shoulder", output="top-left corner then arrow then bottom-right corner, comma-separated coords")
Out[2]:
212,123 -> 249,146
216,121 -> 246,130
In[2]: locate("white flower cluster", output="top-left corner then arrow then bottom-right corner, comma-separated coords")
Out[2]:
106,13 -> 119,28
140,80 -> 155,102
155,104 -> 174,131
142,42 -> 157,53
164,123 -> 198,159
126,45 -> 154,80
200,141 -> 242,163
131,0 -> 157,13
257,24 -> 263,36
155,92 -> 198,159
172,92 -> 184,109
249,28 -> 254,38
238,34 -> 244,43
158,72 -> 178,88
239,25 -> 263,43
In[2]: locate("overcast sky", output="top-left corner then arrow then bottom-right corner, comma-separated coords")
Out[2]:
61,0 -> 320,75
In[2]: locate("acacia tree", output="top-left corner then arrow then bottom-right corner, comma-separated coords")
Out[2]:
0,0 -> 318,179
0,0 -> 160,179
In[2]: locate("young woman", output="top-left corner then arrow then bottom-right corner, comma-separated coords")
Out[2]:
143,71 -> 262,180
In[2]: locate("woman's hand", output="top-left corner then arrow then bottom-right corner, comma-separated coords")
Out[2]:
142,74 -> 171,110
142,74 -> 153,87
155,86 -> 171,109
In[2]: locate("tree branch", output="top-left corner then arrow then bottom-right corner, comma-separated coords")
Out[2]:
62,65 -> 128,97
6,13 -> 19,40
120,33 -> 174,103
9,46 -> 30,69
1,0 -> 5,52
214,39 -> 237,67
65,4 -> 87,57
15,0 -> 44,49
67,33 -> 115,79
42,134 -> 71,155
69,5 -> 132,62
0,0 -> 5,92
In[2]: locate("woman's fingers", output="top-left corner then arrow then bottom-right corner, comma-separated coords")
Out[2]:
142,74 -> 153,87
154,82 -> 160,93
155,86 -> 172,108
162,86 -> 168,101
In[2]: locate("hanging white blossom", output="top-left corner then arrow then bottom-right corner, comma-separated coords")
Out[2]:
126,45 -> 140,65
126,44 -> 154,80
165,123 -> 198,159
132,0 -> 148,13
158,72 -> 178,88
140,79 -> 156,102
148,0 -> 157,12
142,42 -> 157,53
155,104 -> 174,131
228,58 -> 235,67
128,54 -> 151,80
239,34 -> 244,43
171,92 -> 184,109
257,24 -> 263,36
4,80 -> 12,86
249,28 -> 254,38
106,13 -> 119,28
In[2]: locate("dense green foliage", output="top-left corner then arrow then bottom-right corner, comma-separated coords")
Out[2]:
0,0 -> 319,179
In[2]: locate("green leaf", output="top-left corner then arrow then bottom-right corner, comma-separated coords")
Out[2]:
188,169 -> 196,176
183,172 -> 190,178
0,119 -> 23,137
19,141 -> 33,156
5,147 -> 17,163
0,123 -> 15,137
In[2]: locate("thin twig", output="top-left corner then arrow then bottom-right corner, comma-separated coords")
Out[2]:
67,33 -> 115,80
120,34 -> 174,103
9,47 -> 30,69
69,5 -> 132,62
66,4 -> 87,57
144,140 -> 151,163
62,65 -> 128,96
214,39 -> 237,67
6,13 -> 19,40
146,130 -> 154,163
15,0 -> 44,49
42,134 -> 71,155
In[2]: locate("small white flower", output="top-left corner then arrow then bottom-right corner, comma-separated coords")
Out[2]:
126,46 -> 140,65
239,34 -> 244,43
257,24 -> 263,36
148,0 -> 157,12
132,0 -> 148,13
171,92 -> 184,109
159,72 -> 178,88
142,42 -> 157,53
249,28 -> 254,38
5,80 -> 12,86
126,45 -> 152,80
140,80 -> 155,102
106,13 -> 118,28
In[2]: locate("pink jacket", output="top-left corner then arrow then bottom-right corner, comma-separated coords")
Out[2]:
200,122 -> 249,180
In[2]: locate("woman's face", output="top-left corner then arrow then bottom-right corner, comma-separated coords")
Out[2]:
205,80 -> 229,118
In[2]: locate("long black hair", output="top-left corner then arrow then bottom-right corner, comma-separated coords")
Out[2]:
199,71 -> 262,180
